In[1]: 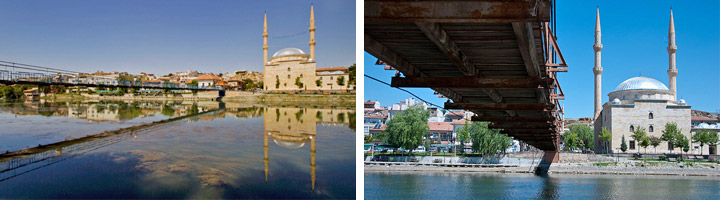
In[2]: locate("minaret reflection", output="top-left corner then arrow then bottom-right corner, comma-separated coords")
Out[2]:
262,106 -> 351,191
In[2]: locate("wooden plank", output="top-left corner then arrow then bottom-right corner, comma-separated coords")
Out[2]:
512,22 -> 541,77
391,77 -> 551,88
472,116 -> 551,122
445,102 -> 553,111
415,22 -> 475,76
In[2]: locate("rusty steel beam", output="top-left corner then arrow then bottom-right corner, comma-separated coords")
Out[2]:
415,22 -> 475,76
391,77 -> 551,88
365,34 -> 419,77
365,0 -> 551,23
445,102 -> 554,111
472,116 -> 551,122
490,124 -> 554,129
512,22 -> 541,77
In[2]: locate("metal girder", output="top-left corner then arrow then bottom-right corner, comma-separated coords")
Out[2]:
490,124 -> 554,129
472,116 -> 551,122
365,0 -> 551,23
415,22 -> 475,76
365,34 -> 419,77
512,22 -> 541,77
445,102 -> 554,111
391,77 -> 551,88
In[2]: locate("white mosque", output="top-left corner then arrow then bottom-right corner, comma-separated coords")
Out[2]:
592,8 -> 698,154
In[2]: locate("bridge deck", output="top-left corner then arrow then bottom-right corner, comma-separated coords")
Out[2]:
365,0 -> 566,151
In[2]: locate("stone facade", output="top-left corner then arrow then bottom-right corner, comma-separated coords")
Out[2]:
264,51 -> 317,91
316,67 -> 350,90
595,100 -> 692,154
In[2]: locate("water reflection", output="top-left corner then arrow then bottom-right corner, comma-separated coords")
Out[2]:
364,172 -> 720,199
0,100 -> 355,199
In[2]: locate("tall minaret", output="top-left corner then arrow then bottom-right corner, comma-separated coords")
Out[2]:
309,5 -> 316,62
593,7 -> 604,119
310,135 -> 316,191
667,9 -> 678,100
263,12 -> 269,90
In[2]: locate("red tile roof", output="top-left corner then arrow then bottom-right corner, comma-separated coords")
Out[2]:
428,122 -> 453,131
195,74 -> 222,81
370,124 -> 387,131
450,119 -> 468,125
692,116 -> 718,122
316,67 -> 349,72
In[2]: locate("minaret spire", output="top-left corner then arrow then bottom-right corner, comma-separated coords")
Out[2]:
593,7 -> 604,120
309,4 -> 316,62
667,9 -> 678,101
263,12 -> 269,90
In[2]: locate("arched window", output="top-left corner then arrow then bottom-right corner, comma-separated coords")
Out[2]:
630,125 -> 635,132
287,74 -> 291,79
649,112 -> 654,119
287,67 -> 291,72
300,74 -> 303,78
649,125 -> 654,132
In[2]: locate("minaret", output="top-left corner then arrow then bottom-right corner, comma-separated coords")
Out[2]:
667,9 -> 678,101
264,131 -> 269,183
593,7 -> 603,119
310,135 -> 316,191
308,5 -> 316,62
263,12 -> 269,90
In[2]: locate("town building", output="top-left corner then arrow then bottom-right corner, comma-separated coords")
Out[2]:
195,74 -> 222,87
315,67 -> 351,90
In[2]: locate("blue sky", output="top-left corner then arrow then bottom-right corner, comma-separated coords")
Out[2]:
0,0 -> 355,75
365,0 -> 720,118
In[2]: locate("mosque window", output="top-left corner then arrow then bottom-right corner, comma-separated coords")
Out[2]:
300,74 -> 303,78
668,143 -> 674,150
649,112 -> 654,119
629,141 -> 635,150
630,125 -> 635,132
288,67 -> 291,71
649,125 -> 654,132
288,74 -> 291,79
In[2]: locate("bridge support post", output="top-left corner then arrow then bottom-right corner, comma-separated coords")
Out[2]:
542,150 -> 559,163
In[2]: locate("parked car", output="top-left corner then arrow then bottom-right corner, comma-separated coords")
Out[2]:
414,146 -> 426,153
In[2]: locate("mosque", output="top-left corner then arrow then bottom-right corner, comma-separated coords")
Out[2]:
262,6 -> 352,92
592,8 -> 696,154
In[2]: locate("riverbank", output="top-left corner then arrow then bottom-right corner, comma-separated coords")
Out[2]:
365,160 -> 720,176
41,92 -> 355,106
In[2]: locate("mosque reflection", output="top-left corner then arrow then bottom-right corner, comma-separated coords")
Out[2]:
260,106 -> 353,190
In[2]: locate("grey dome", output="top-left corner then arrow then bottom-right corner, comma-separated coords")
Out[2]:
273,140 -> 305,149
614,77 -> 669,92
272,47 -> 306,57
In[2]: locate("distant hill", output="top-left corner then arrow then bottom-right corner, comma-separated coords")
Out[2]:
692,109 -> 719,120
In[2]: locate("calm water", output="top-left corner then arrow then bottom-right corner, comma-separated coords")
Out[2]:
0,100 -> 355,199
365,172 -> 720,199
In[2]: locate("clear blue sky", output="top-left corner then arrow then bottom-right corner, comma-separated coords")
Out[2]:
365,0 -> 720,117
0,0 -> 355,75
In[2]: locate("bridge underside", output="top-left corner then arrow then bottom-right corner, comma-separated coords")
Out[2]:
365,0 -> 566,151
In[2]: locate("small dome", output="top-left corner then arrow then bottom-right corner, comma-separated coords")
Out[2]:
679,99 -> 686,104
612,98 -> 621,104
615,77 -> 669,92
272,47 -> 306,57
273,140 -> 305,149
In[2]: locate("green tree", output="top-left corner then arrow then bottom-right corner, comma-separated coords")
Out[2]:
662,123 -> 683,154
563,132 -> 579,151
600,127 -> 612,154
382,105 -> 429,154
455,121 -> 471,155
295,77 -> 303,89
336,76 -> 345,86
316,79 -> 322,87
620,135 -> 628,153
275,78 -> 280,89
566,124 -> 594,151
681,136 -> 690,156
631,126 -> 648,153
693,129 -> 719,156
348,63 -> 356,86
465,122 -> 512,156
649,136 -> 662,153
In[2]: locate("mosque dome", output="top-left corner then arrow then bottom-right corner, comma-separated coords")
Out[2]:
272,47 -> 306,57
612,98 -> 621,104
614,77 -> 669,92
273,140 -> 305,149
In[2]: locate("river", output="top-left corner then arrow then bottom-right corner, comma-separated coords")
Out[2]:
365,171 -> 720,199
0,100 -> 355,199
